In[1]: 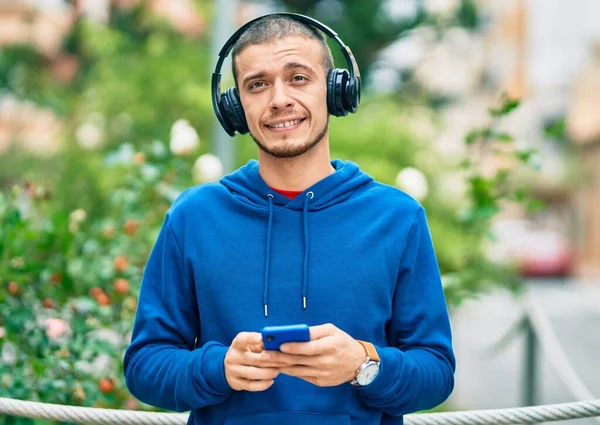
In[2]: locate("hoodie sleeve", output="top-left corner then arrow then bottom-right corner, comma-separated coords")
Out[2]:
355,208 -> 456,416
123,214 -> 233,412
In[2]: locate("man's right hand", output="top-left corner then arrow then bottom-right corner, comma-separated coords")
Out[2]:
224,332 -> 281,392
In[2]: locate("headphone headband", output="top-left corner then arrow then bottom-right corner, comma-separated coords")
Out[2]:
212,13 -> 361,136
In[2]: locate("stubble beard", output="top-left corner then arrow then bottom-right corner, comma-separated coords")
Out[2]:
250,118 -> 330,159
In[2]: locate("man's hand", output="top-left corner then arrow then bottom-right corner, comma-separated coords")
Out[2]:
264,323 -> 367,387
224,332 -> 283,392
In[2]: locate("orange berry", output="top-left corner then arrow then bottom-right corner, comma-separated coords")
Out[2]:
50,272 -> 62,284
98,378 -> 115,394
89,286 -> 103,298
114,256 -> 129,272
133,152 -> 146,165
96,292 -> 111,306
114,278 -> 130,294
123,219 -> 138,236
7,281 -> 19,295
43,298 -> 56,309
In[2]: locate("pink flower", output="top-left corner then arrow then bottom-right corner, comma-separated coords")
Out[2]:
44,318 -> 71,342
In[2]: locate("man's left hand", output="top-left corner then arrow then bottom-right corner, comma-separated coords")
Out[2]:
262,323 -> 366,387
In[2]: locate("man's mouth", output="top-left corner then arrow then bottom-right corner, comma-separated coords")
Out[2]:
265,118 -> 306,130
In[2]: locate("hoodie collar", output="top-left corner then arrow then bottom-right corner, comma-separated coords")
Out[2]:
220,159 -> 373,211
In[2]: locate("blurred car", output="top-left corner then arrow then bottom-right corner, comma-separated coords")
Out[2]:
489,219 -> 573,278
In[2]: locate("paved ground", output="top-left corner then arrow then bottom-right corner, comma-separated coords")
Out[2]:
448,279 -> 600,425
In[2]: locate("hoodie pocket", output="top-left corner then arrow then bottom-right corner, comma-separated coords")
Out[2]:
224,412 -> 351,425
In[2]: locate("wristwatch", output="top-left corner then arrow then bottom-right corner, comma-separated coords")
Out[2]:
351,340 -> 381,387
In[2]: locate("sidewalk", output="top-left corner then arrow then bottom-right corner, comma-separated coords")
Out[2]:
448,279 -> 600,425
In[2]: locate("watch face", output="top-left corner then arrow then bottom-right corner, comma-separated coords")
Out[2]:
357,363 -> 380,386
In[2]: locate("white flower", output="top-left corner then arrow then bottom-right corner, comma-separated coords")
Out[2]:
75,122 -> 102,150
424,0 -> 460,16
1,342 -> 17,366
69,208 -> 87,224
75,353 -> 115,378
89,328 -> 122,348
395,167 -> 429,201
170,119 -> 199,156
150,139 -> 167,158
193,153 -> 223,183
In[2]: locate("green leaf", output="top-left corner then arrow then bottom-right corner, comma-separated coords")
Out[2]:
495,132 -> 514,143
465,129 -> 480,144
489,96 -> 521,117
516,148 -> 536,162
459,158 -> 472,169
526,199 -> 547,213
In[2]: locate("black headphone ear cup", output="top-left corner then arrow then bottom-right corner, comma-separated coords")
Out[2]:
216,97 -> 235,136
326,69 -> 336,115
222,88 -> 249,135
346,77 -> 360,113
327,69 -> 350,117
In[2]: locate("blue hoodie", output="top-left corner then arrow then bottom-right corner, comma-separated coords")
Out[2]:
124,159 -> 455,425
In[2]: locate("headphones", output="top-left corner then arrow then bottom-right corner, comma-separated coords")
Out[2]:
211,13 -> 361,137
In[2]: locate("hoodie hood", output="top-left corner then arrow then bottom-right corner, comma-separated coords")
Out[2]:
220,159 -> 373,211
220,159 -> 373,316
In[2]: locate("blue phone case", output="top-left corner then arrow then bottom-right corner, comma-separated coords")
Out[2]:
261,324 -> 311,350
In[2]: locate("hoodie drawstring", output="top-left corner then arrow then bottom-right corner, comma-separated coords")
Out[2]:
262,191 -> 313,317
263,194 -> 274,317
302,191 -> 313,310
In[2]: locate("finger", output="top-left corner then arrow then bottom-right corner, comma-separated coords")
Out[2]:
239,351 -> 286,368
231,365 -> 280,381
248,343 -> 264,353
230,377 -> 275,392
262,350 -> 315,366
280,338 -> 332,356
309,323 -> 336,340
232,332 -> 263,349
279,365 -> 319,378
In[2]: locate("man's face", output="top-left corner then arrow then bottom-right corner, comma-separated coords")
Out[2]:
235,36 -> 329,159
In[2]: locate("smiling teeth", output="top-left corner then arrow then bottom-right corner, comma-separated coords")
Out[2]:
269,119 -> 302,128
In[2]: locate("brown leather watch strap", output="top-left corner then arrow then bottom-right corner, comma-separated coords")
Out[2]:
356,340 -> 380,362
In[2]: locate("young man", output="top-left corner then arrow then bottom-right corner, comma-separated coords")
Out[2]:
124,14 -> 455,425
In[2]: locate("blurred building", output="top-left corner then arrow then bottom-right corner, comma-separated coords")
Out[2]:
392,0 -> 600,279
493,0 -> 600,278
567,46 -> 600,278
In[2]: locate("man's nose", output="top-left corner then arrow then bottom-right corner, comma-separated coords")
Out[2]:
269,81 -> 294,110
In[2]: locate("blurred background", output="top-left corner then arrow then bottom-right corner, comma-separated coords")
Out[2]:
0,0 -> 599,422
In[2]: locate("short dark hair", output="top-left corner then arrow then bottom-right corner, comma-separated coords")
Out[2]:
231,15 -> 335,89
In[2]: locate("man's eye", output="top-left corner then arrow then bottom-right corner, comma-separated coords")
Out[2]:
249,81 -> 265,90
292,76 -> 307,82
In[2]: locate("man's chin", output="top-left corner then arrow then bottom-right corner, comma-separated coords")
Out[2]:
252,136 -> 308,159
250,122 -> 329,159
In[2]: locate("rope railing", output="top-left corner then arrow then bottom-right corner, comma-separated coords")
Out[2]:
2,291 -> 598,425
1,397 -> 600,425
524,296 -> 598,402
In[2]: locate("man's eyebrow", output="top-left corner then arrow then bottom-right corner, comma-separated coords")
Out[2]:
242,71 -> 266,87
242,71 -> 267,85
241,62 -> 316,87
283,62 -> 315,74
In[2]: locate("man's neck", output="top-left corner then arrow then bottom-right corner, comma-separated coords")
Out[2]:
258,143 -> 336,191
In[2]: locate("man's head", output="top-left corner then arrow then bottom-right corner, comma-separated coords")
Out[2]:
231,15 -> 335,159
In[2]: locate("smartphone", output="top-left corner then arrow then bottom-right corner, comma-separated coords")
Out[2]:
261,324 -> 311,351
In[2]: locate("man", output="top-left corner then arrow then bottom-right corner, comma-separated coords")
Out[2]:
124,14 -> 455,425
